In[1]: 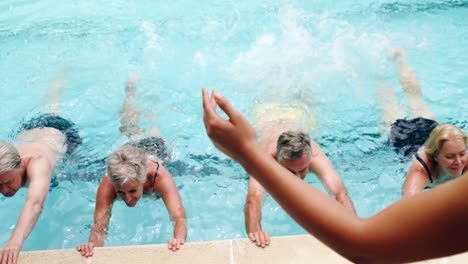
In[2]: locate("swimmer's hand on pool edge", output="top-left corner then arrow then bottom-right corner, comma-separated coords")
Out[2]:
76,242 -> 98,257
168,237 -> 185,251
248,231 -> 270,248
76,238 -> 186,256
0,240 -> 22,264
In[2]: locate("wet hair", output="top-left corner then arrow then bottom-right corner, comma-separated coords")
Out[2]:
276,131 -> 312,163
106,145 -> 147,186
0,141 -> 21,175
424,124 -> 468,158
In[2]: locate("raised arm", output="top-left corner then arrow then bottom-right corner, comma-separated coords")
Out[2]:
244,177 -> 269,247
76,177 -> 115,257
155,166 -> 187,251
402,160 -> 431,198
202,88 -> 468,263
0,159 -> 52,264
308,142 -> 356,214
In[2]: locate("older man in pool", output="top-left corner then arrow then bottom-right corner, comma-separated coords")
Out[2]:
244,101 -> 356,247
0,69 -> 82,264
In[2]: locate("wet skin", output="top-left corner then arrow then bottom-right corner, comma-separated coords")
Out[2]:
435,138 -> 467,177
279,155 -> 310,179
115,180 -> 144,207
0,170 -> 23,197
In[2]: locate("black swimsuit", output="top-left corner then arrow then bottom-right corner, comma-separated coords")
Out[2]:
414,153 -> 433,183
126,136 -> 169,162
389,117 -> 438,157
150,160 -> 160,192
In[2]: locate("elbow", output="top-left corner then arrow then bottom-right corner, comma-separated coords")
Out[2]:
337,243 -> 379,264
244,199 -> 259,213
244,200 -> 252,210
311,218 -> 398,263
338,233 -> 397,263
345,254 -> 393,264
244,193 -> 262,209
328,220 -> 381,264
334,189 -> 348,201
345,256 -> 376,264
174,216 -> 187,225
31,200 -> 44,215
171,208 -> 187,224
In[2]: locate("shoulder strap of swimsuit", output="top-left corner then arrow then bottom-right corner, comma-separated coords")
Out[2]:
414,153 -> 433,183
151,160 -> 160,192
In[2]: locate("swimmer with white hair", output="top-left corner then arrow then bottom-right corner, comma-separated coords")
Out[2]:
0,68 -> 82,264
76,75 -> 186,257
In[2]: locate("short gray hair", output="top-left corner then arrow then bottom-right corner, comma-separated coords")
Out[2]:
0,141 -> 21,175
106,145 -> 147,186
276,131 -> 312,163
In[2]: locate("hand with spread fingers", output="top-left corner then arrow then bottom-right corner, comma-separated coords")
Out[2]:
248,231 -> 270,248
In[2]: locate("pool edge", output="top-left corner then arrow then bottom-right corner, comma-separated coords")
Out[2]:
17,234 -> 468,263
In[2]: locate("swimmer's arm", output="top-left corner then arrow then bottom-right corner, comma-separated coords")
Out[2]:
402,162 -> 430,198
76,177 -> 114,256
244,177 -> 270,247
309,143 -> 356,214
5,159 -> 51,254
89,177 -> 115,247
203,89 -> 468,262
244,177 -> 265,234
156,167 -> 187,247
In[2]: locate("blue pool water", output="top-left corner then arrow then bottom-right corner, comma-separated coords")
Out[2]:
1,0 -> 468,251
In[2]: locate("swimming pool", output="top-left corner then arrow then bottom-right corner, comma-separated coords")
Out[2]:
1,0 -> 467,251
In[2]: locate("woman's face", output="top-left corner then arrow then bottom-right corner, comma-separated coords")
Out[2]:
115,180 -> 144,207
0,169 -> 22,197
436,137 -> 467,177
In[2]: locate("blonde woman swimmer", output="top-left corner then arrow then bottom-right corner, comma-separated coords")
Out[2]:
76,75 -> 186,257
378,48 -> 467,197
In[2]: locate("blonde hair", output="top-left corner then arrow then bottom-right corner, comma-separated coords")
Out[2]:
0,141 -> 21,175
424,124 -> 468,158
106,145 -> 147,186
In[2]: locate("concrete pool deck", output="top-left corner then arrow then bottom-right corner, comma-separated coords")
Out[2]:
18,234 -> 468,264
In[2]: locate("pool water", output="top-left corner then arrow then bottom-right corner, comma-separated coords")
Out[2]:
1,0 -> 468,251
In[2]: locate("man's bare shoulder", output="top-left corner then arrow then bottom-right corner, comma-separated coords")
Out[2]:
17,129 -> 67,164
309,138 -> 323,156
18,143 -> 55,162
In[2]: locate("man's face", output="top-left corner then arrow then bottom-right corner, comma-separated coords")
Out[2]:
0,169 -> 22,197
279,155 -> 310,179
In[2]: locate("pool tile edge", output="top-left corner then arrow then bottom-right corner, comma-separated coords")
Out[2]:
17,234 -> 468,264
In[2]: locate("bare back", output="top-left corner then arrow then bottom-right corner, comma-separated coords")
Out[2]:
16,127 -> 67,173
